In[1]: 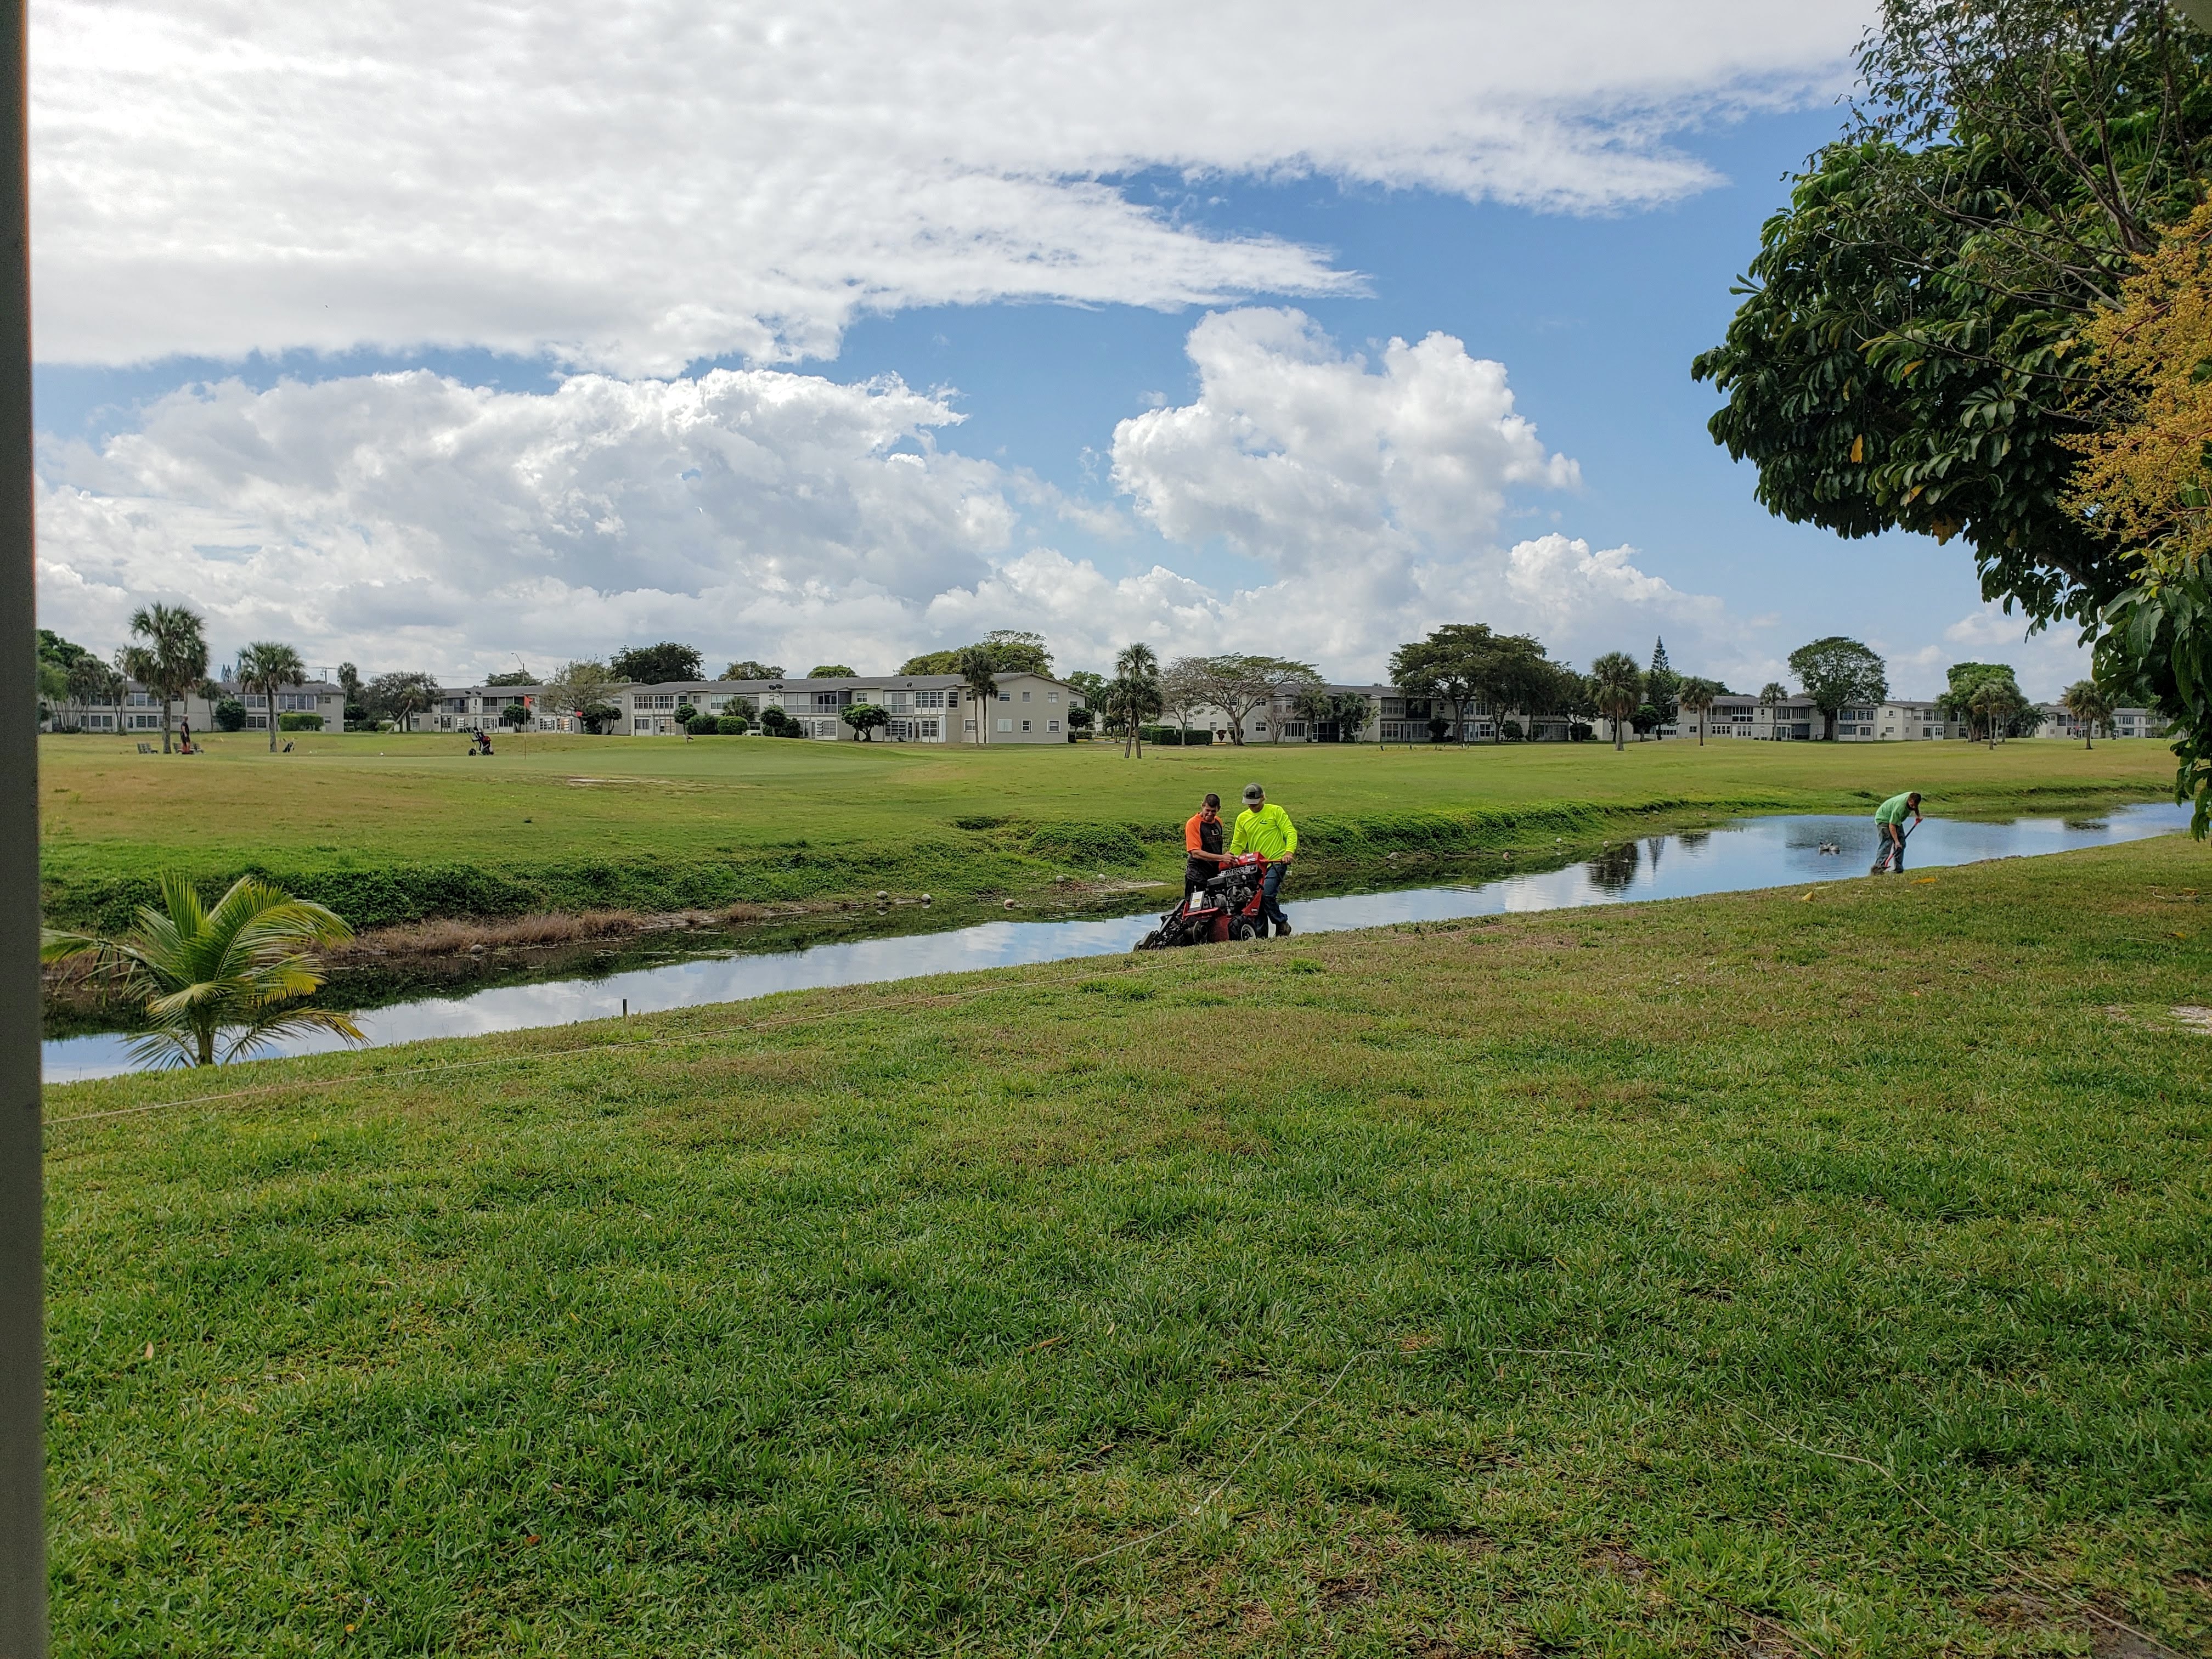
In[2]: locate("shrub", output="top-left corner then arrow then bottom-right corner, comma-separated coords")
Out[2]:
278,712 -> 323,731
1568,722 -> 1594,743
1137,725 -> 1210,746
686,713 -> 720,735
1500,719 -> 1525,742
716,714 -> 750,736
212,699 -> 247,732
1428,718 -> 1452,742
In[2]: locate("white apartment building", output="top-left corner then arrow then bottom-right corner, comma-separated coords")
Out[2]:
42,676 -> 346,734
2032,704 -> 2167,741
1673,696 -> 1965,742
1665,694 -> 1818,742
418,672 -> 1085,743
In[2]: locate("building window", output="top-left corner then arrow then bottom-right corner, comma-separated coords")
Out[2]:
1021,690 -> 1030,701
1046,691 -> 1058,702
997,718 -> 1013,732
998,691 -> 1011,702
1255,721 -> 1267,733
1021,719 -> 1032,731
1047,719 -> 1059,732
919,719 -> 940,738
916,690 -> 944,709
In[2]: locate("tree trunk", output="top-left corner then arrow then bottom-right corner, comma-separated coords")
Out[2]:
268,685 -> 279,752
161,695 -> 173,754
196,1023 -> 214,1066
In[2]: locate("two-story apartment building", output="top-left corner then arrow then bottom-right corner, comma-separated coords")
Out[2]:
43,676 -> 346,734
2032,704 -> 2168,741
1673,697 -> 1965,742
1662,694 -> 1818,742
417,671 -> 1086,743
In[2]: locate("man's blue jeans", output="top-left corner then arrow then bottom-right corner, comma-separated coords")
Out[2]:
1259,861 -> 1290,931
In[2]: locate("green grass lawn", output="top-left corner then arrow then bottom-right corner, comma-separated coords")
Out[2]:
36,730 -> 2180,930
44,835 -> 2212,1656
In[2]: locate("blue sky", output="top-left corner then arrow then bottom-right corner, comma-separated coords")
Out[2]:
29,1 -> 2076,696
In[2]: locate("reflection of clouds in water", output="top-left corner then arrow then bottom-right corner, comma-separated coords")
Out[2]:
46,804 -> 2191,1083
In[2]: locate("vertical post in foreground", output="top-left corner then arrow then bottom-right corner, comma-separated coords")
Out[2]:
0,0 -> 40,1647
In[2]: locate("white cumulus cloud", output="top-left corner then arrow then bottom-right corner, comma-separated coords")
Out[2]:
36,368 -> 1026,677
35,312 -> 1766,683
32,0 -> 1864,370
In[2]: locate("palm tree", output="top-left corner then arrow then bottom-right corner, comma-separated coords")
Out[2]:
121,602 -> 209,754
956,645 -> 1000,746
42,874 -> 363,1068
1968,678 -> 2025,749
2059,679 -> 2113,748
236,640 -> 307,753
1587,651 -> 1644,752
1114,641 -> 1162,758
1678,676 -> 1723,746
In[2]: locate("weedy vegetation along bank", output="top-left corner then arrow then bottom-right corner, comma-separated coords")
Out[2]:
42,835 -> 2212,1656
36,732 -> 2177,930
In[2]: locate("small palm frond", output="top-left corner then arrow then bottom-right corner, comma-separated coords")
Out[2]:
223,1006 -> 366,1064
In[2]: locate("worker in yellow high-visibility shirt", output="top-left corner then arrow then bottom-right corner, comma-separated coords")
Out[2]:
1228,781 -> 1298,936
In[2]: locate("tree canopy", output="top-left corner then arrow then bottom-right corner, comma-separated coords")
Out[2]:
1388,624 -> 1549,742
1787,636 -> 1889,738
1940,661 -> 2042,738
900,630 -> 1053,678
608,642 -> 704,684
806,664 -> 858,680
1694,0 -> 2212,819
721,660 -> 785,681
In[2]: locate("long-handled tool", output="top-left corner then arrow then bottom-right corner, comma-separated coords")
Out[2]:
1871,814 -> 1918,875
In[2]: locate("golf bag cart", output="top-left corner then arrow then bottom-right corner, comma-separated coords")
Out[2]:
1135,853 -> 1273,950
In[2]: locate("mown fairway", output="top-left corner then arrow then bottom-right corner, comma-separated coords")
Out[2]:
44,835 -> 2211,1656
36,731 -> 2179,930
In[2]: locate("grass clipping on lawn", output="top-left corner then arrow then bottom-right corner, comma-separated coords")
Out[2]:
44,838 -> 2212,1657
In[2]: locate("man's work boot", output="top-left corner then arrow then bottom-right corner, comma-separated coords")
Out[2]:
1274,920 -> 1293,937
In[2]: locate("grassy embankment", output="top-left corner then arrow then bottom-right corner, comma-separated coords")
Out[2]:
37,730 -> 2177,932
45,836 -> 2212,1656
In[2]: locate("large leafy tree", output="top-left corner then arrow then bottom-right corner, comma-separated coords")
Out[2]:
900,630 -> 1053,678
1787,636 -> 1889,740
609,642 -> 704,684
365,670 -> 440,730
1169,653 -> 1321,747
235,640 -> 307,753
1694,1 -> 2212,803
1391,624 -> 1551,743
119,602 -> 208,754
1939,660 -> 2043,737
721,659 -> 785,681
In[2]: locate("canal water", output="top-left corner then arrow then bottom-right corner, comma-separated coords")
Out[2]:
43,804 -> 2192,1084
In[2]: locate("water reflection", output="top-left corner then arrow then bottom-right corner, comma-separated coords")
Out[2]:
44,803 -> 2193,1084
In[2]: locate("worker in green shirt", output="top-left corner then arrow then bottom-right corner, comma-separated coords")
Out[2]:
1870,790 -> 1922,874
1229,781 -> 1298,936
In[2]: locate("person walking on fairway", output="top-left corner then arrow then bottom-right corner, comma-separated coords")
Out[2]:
1229,782 -> 1298,936
1871,790 -> 1922,874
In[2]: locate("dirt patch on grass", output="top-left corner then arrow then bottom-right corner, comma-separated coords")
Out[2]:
1583,1545 -> 1654,1583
